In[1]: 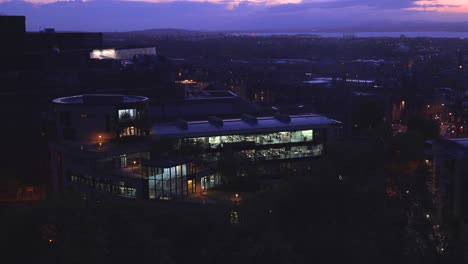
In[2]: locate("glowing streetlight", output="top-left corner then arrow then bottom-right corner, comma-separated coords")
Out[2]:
426,214 -> 430,219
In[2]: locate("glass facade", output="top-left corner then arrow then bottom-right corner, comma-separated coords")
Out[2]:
146,163 -> 195,200
183,129 -> 314,149
69,172 -> 136,198
180,129 -> 322,162
240,144 -> 323,161
201,174 -> 221,191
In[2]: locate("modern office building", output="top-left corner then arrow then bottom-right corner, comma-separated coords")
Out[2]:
48,94 -> 342,200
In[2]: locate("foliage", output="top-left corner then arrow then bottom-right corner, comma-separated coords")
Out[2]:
407,118 -> 440,140
392,131 -> 426,161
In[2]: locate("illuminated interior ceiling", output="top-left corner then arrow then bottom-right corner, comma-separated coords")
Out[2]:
90,49 -> 117,60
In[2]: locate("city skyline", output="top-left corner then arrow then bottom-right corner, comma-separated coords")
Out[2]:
1,0 -> 468,31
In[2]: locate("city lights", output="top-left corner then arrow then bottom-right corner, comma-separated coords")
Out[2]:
6,9 -> 468,263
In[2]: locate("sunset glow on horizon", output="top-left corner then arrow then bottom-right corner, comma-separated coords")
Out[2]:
2,0 -> 467,14
407,0 -> 468,13
6,0 -> 304,6
2,0 -> 468,31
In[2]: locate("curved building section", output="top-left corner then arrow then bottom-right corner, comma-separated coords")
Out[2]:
53,94 -> 150,142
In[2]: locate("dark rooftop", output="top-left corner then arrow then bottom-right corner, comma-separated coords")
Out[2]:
152,114 -> 341,138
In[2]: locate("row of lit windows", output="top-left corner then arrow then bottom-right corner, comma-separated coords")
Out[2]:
69,174 -> 136,198
240,145 -> 323,161
183,129 -> 314,149
120,126 -> 146,137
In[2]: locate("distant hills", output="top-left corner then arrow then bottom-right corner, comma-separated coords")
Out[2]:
107,21 -> 468,36
321,21 -> 468,33
105,28 -> 222,36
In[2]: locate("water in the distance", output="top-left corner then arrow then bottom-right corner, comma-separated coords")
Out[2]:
235,31 -> 468,38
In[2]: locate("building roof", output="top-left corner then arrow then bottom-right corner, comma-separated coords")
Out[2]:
451,138 -> 468,150
152,114 -> 341,138
53,94 -> 148,105
435,138 -> 468,158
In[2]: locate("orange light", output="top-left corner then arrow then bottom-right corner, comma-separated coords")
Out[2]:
48,239 -> 53,243
98,135 -> 102,139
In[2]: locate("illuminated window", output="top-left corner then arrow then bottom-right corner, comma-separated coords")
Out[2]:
120,126 -> 138,137
118,109 -> 136,122
147,163 -> 193,199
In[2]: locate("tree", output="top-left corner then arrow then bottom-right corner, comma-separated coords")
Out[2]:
407,118 -> 440,140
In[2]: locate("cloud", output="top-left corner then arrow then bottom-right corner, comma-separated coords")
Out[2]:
407,0 -> 468,13
0,0 -> 467,31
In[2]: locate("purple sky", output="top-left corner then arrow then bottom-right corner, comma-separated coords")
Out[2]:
1,0 -> 468,31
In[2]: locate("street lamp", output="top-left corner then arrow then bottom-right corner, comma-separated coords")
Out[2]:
132,160 -> 137,176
